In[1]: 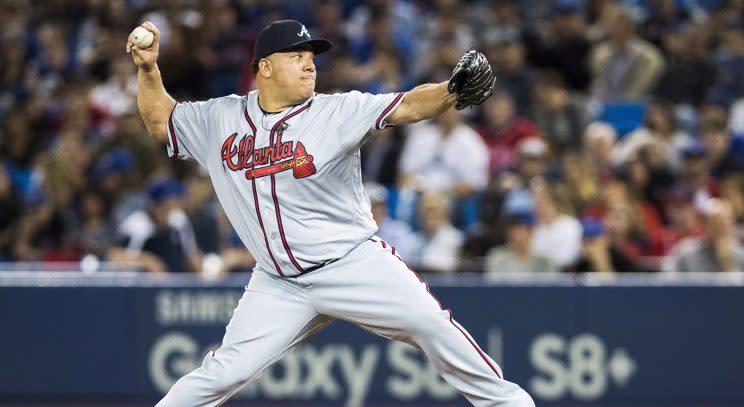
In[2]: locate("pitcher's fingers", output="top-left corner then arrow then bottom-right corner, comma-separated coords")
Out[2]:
141,21 -> 160,41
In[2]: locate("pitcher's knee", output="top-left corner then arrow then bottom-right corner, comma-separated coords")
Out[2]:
209,364 -> 253,394
197,353 -> 255,394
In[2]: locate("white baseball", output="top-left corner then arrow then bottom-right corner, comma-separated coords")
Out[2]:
130,26 -> 154,49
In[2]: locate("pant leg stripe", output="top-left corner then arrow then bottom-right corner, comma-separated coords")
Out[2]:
373,238 -> 504,379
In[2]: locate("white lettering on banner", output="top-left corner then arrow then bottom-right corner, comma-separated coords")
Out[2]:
386,342 -> 420,399
300,345 -> 341,398
155,290 -> 242,325
148,333 -> 382,406
149,328 -> 506,404
386,342 -> 458,400
529,333 -> 637,401
262,351 -> 302,398
149,332 -> 219,393
337,344 -> 379,406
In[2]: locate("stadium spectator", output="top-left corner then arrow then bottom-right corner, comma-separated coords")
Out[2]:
346,5 -> 412,93
477,90 -> 541,175
663,198 -> 744,272
410,191 -> 463,273
678,138 -> 720,209
515,138 -> 549,186
589,6 -> 665,101
720,174 -> 744,229
201,1 -> 252,97
89,54 -> 138,125
361,126 -> 406,186
530,179 -> 582,268
310,0 -> 352,92
484,209 -> 557,275
92,148 -> 146,226
13,188 -> 69,262
78,187 -> 113,257
117,178 -> 202,274
659,186 -> 705,254
572,217 -> 639,273
185,176 -> 220,255
399,106 -> 488,197
600,196 -> 650,266
1,106 -> 39,194
561,150 -> 601,215
653,23 -> 715,106
708,20 -> 744,108
583,121 -> 618,177
524,0 -> 592,92
612,100 -> 691,170
586,177 -> 664,257
416,2 -> 473,80
159,22 -> 210,101
699,107 -> 744,178
532,69 -> 587,155
483,26 -> 534,116
639,0 -> 689,50
366,182 -> 419,261
0,164 -> 21,260
459,181 -> 508,269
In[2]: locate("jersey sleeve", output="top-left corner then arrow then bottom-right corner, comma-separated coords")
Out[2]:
335,90 -> 406,153
166,98 -> 225,164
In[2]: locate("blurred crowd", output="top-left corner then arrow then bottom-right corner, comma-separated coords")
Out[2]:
2,0 -> 744,276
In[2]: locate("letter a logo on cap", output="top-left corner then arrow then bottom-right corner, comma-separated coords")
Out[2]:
297,24 -> 310,38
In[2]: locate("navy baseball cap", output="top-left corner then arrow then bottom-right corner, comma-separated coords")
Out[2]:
251,20 -> 332,72
148,178 -> 185,203
505,209 -> 536,227
680,138 -> 706,158
95,148 -> 134,180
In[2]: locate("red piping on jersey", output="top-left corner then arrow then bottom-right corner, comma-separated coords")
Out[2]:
374,92 -> 405,130
167,104 -> 179,158
268,102 -> 313,274
244,107 -> 284,276
368,237 -> 504,379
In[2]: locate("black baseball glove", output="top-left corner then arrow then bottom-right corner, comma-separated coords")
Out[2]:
447,49 -> 497,110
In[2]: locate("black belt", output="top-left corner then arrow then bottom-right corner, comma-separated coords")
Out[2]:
286,258 -> 339,278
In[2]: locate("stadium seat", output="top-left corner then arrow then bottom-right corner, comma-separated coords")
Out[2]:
598,101 -> 647,137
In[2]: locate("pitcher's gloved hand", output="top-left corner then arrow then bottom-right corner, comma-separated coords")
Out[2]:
447,49 -> 498,110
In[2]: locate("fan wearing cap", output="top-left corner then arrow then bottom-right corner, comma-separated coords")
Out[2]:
679,138 -> 720,210
658,185 -> 705,255
128,18 -> 533,407
662,198 -> 744,272
570,218 -> 639,273
116,178 -> 201,274
483,209 -> 557,275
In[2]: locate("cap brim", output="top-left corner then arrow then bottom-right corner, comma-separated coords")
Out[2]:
277,38 -> 332,56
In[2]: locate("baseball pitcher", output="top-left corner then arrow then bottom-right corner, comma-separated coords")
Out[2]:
127,19 -> 534,407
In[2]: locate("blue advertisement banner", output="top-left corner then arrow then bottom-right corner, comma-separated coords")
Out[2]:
1,273 -> 742,406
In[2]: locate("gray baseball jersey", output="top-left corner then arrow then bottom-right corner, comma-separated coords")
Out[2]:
166,90 -> 405,277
